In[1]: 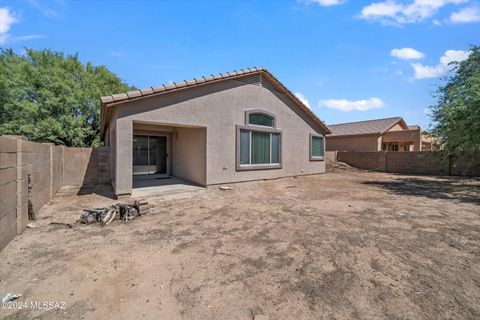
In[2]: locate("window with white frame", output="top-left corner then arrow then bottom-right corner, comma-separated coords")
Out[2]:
237,111 -> 282,170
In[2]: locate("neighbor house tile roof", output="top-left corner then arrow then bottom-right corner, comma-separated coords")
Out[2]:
100,67 -> 331,135
327,117 -> 404,137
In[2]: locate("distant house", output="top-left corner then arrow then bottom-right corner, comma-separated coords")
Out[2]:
100,67 -> 331,198
421,131 -> 443,151
325,117 -> 422,152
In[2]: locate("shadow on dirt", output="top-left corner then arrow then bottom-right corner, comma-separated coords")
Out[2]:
362,176 -> 480,205
76,184 -> 116,199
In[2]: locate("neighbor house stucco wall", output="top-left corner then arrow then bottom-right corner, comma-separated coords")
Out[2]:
382,129 -> 422,151
326,135 -> 381,152
111,78 -> 327,195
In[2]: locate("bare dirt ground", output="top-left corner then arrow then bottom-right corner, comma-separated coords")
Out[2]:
1,167 -> 479,320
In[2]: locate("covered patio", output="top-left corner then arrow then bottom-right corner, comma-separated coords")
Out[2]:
382,128 -> 422,151
129,121 -> 207,195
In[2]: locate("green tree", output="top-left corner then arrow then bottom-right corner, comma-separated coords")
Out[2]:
430,45 -> 480,156
0,48 -> 133,147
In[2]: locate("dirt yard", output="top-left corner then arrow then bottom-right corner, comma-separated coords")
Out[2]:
1,168 -> 479,320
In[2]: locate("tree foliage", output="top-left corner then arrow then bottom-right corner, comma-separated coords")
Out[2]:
430,45 -> 480,156
0,48 -> 133,147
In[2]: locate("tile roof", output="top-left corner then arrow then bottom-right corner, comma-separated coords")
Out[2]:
101,67 -> 267,104
327,117 -> 403,136
100,67 -> 331,135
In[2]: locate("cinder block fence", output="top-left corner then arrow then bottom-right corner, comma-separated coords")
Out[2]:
0,136 -> 109,250
333,151 -> 480,176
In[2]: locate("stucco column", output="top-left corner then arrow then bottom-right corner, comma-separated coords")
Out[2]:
115,118 -> 133,196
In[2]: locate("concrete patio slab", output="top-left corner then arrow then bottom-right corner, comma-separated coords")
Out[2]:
132,177 -> 204,197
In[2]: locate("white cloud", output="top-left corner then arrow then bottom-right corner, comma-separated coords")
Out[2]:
440,49 -> 470,64
391,48 -> 425,60
450,6 -> 480,23
301,0 -> 345,6
294,92 -> 312,109
411,64 -> 445,79
319,97 -> 384,111
358,0 -> 468,25
0,7 -> 18,44
412,49 -> 470,79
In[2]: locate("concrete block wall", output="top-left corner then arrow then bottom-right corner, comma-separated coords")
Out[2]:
15,138 -> 32,235
63,147 -> 110,186
385,152 -> 448,175
63,147 -> 94,186
96,147 -> 111,184
336,151 -> 479,177
337,152 -> 381,170
51,145 -> 64,198
450,156 -> 480,176
0,136 -> 110,250
29,141 -> 53,215
0,136 -> 19,251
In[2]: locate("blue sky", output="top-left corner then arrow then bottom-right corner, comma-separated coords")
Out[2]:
1,0 -> 479,128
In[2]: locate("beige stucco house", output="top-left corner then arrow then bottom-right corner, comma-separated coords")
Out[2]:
100,67 -> 331,197
325,117 -> 422,152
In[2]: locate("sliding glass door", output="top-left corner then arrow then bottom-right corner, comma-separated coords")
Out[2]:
133,135 -> 168,176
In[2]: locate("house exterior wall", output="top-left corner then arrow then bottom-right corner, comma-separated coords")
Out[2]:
326,135 -> 380,152
382,129 -> 422,151
112,78 -> 327,195
388,124 -> 404,131
107,111 -> 117,189
172,127 -> 207,186
326,128 -> 422,152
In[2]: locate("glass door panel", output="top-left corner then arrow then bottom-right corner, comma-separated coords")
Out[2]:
149,136 -> 167,174
133,135 -> 168,176
133,135 -> 149,175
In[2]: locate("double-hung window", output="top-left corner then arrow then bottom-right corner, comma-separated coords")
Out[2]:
237,111 -> 282,170
310,134 -> 325,161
